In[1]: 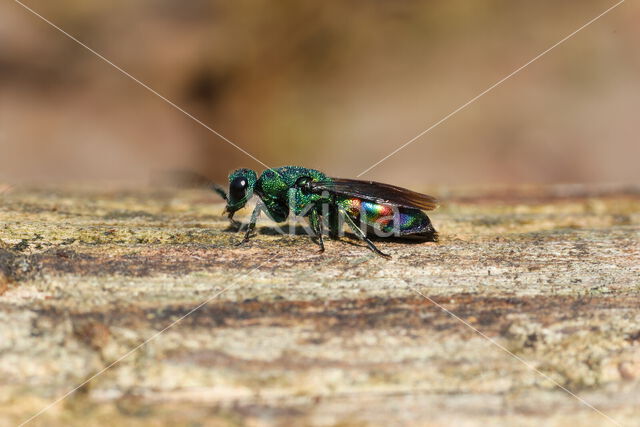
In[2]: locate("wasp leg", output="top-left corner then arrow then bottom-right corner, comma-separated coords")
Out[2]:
225,214 -> 242,231
211,183 -> 228,201
224,206 -> 242,230
327,203 -> 340,240
235,202 -> 263,246
309,208 -> 325,253
340,209 -> 391,259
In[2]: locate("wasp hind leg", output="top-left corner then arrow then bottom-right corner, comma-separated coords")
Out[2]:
340,209 -> 391,259
309,208 -> 325,253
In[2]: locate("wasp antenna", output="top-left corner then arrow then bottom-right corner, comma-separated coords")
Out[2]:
211,183 -> 228,201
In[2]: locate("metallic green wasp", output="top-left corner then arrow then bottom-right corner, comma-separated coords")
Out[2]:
213,166 -> 438,258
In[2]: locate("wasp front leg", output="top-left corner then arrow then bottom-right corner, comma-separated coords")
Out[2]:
235,201 -> 264,245
225,213 -> 242,231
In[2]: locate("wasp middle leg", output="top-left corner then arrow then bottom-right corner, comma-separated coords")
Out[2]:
309,208 -> 325,253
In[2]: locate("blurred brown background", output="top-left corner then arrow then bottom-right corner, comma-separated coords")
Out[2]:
0,0 -> 638,187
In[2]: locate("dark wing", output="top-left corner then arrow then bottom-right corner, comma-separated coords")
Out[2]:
310,178 -> 438,210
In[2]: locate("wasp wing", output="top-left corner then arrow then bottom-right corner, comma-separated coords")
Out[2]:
309,178 -> 438,211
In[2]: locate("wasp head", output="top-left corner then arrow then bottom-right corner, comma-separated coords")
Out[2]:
223,168 -> 257,219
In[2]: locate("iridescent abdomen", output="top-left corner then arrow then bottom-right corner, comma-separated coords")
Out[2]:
338,197 -> 432,235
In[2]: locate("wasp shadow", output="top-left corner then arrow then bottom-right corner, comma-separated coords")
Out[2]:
256,224 -> 314,236
220,222 -> 313,237
221,221 -> 438,245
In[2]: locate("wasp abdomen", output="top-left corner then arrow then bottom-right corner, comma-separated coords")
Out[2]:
339,197 -> 433,236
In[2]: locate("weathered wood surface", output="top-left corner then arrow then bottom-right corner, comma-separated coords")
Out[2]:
0,184 -> 639,426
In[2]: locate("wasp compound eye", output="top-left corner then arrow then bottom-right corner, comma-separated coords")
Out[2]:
229,176 -> 248,200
